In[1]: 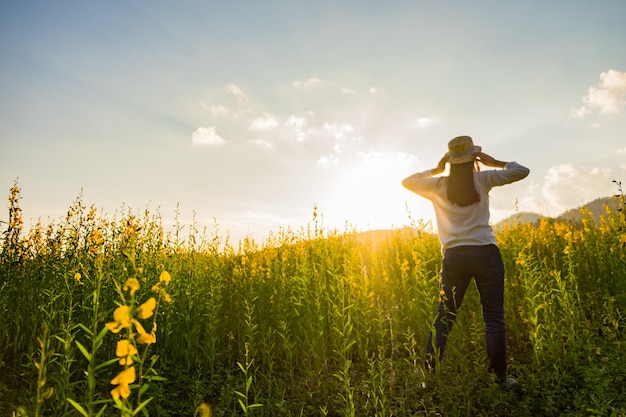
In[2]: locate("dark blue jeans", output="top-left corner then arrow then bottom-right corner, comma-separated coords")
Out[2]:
425,244 -> 507,379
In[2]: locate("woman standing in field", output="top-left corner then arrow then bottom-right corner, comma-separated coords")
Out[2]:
402,136 -> 529,387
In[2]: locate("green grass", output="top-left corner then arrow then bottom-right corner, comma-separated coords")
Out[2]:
1,184 -> 625,416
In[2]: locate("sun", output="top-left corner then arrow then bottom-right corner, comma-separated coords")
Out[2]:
323,152 -> 435,232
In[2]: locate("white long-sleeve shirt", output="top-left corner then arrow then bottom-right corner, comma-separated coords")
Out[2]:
402,162 -> 529,252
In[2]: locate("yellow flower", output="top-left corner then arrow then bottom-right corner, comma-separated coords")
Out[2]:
160,288 -> 172,303
88,229 -> 104,246
115,339 -> 138,365
123,278 -> 140,296
132,319 -> 156,344
195,403 -> 213,417
74,272 -> 82,282
110,366 -> 136,399
159,271 -> 171,285
136,297 -> 156,319
137,331 -> 156,345
106,306 -> 131,333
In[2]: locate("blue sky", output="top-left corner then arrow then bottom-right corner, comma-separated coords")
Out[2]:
2,1 -> 626,244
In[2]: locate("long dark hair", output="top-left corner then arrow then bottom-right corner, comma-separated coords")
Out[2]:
447,161 -> 480,206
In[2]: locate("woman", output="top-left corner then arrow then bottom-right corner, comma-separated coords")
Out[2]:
402,135 -> 529,386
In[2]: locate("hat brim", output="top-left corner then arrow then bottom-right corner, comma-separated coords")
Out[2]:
447,145 -> 481,164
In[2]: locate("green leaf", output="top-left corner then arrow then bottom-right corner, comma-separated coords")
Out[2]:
95,405 -> 109,417
132,397 -> 153,416
66,398 -> 89,417
143,375 -> 167,382
95,325 -> 109,344
237,398 -> 246,412
53,335 -> 69,344
139,382 -> 150,396
75,341 -> 91,362
94,357 -> 120,370
77,323 -> 93,337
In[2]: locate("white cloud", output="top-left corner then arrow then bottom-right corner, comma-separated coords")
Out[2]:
414,117 -> 439,128
292,77 -> 321,89
249,114 -> 278,131
573,69 -> 626,119
226,83 -> 247,100
253,139 -> 274,150
541,164 -> 617,214
191,126 -> 226,146
323,122 -> 357,140
317,154 -> 339,167
208,104 -> 229,116
340,86 -> 380,97
287,115 -> 307,129
200,101 -> 231,117
286,115 -> 309,141
618,147 -> 626,155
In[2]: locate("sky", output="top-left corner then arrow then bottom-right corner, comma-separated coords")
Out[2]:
1,1 -> 626,245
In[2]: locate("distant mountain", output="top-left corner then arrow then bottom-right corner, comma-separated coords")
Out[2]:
495,212 -> 543,229
495,196 -> 622,229
556,196 -> 621,223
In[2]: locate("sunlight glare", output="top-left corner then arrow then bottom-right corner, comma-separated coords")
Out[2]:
324,152 -> 433,232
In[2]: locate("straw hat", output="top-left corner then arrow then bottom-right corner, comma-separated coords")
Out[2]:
447,136 -> 481,164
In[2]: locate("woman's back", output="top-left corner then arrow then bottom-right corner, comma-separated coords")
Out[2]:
403,161 -> 529,252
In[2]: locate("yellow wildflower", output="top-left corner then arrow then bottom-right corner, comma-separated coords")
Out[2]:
123,278 -> 140,296
136,297 -> 156,319
159,271 -> 171,285
106,306 -> 131,333
195,402 -> 213,417
88,229 -> 104,246
115,339 -> 138,365
132,319 -> 156,344
160,288 -> 171,303
137,331 -> 156,345
110,366 -> 136,399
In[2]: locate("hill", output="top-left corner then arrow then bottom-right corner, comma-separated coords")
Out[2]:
495,196 -> 621,228
557,196 -> 621,223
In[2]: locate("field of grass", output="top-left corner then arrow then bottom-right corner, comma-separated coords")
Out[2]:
1,183 -> 625,416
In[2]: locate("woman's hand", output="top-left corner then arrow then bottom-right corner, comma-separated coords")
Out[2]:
475,152 -> 506,169
431,154 -> 449,175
